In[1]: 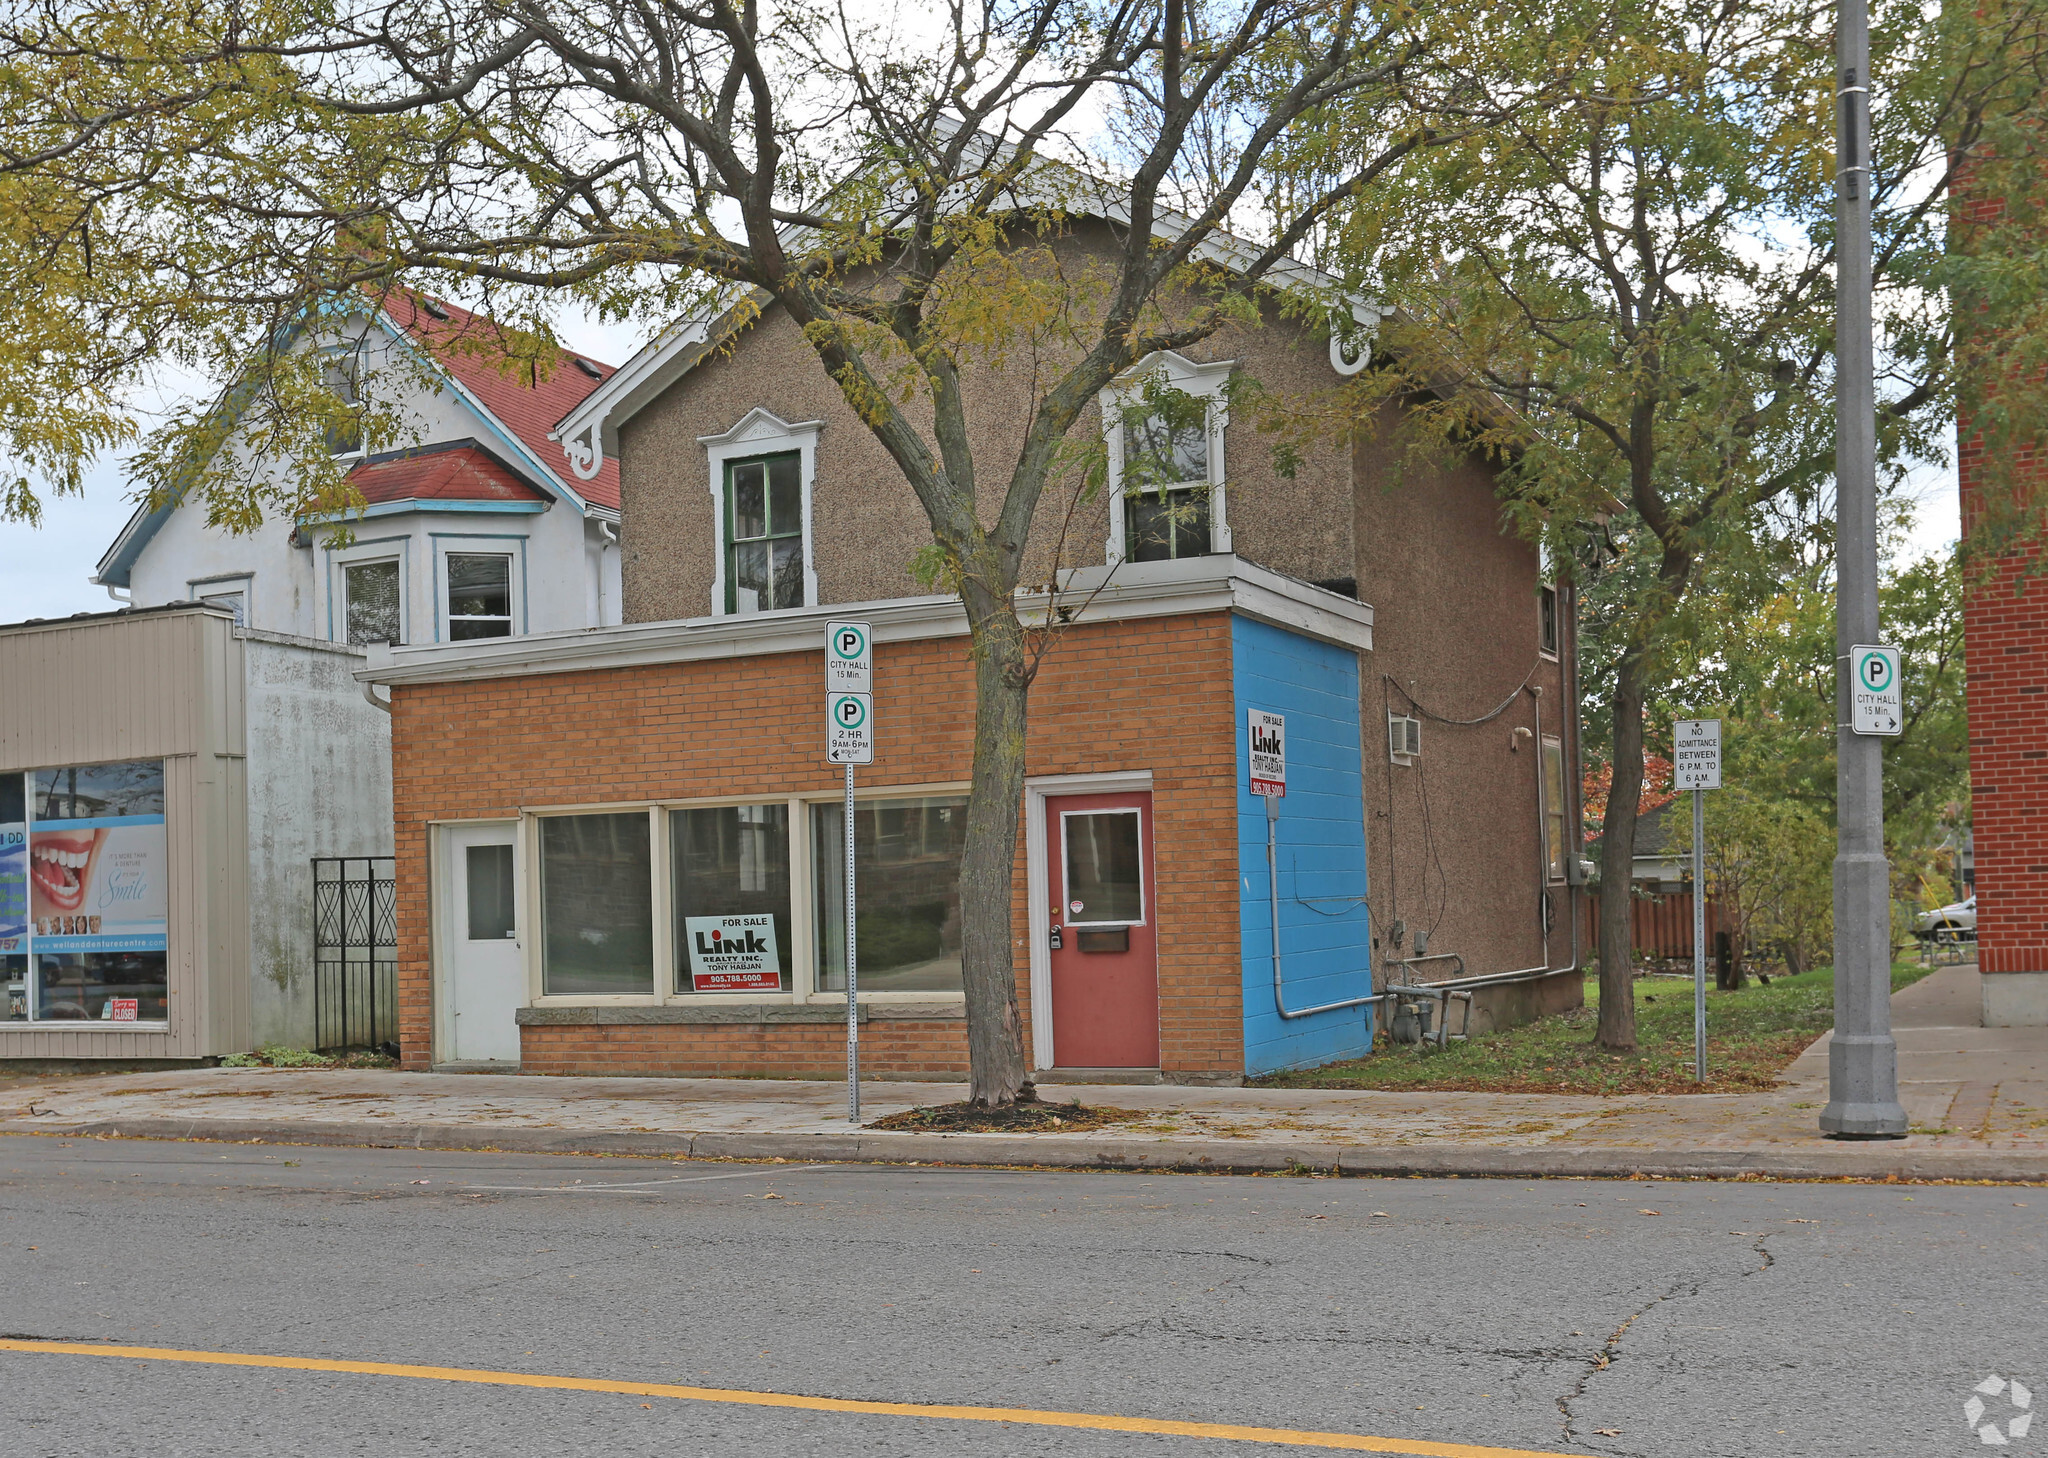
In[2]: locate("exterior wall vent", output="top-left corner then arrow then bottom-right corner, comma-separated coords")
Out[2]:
1388,712 -> 1421,766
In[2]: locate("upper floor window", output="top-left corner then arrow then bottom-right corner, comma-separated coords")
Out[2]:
447,554 -> 513,640
345,558 -> 401,645
1124,409 -> 1212,562
1103,352 -> 1234,565
725,452 -> 804,614
323,354 -> 364,457
1539,585 -> 1560,657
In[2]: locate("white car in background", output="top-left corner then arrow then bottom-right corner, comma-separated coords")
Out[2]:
1913,894 -> 1976,943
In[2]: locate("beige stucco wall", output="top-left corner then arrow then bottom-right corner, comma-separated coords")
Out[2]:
612,229 -> 1578,994
0,606 -> 251,1060
1353,423 -> 1579,991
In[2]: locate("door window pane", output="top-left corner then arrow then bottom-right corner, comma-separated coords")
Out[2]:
447,554 -> 513,640
1063,810 -> 1144,924
813,796 -> 966,993
465,843 -> 516,941
345,559 -> 402,645
539,813 -> 653,995
725,452 -> 804,613
672,805 -> 792,994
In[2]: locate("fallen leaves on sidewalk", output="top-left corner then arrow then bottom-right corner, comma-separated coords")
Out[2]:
866,1100 -> 1144,1133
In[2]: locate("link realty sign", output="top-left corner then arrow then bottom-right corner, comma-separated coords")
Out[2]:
1248,710 -> 1286,797
684,913 -> 782,992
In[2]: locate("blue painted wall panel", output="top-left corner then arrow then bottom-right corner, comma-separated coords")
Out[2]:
1233,615 -> 1375,1075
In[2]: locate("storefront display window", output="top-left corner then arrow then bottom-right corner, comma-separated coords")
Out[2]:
2,759 -> 169,1022
672,804 -> 792,994
540,812 -> 654,996
813,796 -> 967,993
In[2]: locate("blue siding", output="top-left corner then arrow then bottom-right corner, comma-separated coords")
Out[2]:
1233,615 -> 1375,1075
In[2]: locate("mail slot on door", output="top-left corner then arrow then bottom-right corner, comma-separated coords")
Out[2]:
1076,927 -> 1129,953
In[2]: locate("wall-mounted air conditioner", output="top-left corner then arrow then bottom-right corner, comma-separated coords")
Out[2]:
1388,712 -> 1421,766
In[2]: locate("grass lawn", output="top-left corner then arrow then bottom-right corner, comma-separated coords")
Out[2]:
1251,961 -> 1933,1096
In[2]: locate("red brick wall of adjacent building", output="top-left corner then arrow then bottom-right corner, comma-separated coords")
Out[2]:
1960,431 -> 2048,977
387,612 -> 1242,1077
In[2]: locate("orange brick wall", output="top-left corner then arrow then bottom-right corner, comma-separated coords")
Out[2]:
387,612 -> 1244,1076
517,1019 -> 970,1079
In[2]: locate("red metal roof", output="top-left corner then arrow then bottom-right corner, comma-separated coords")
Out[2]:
383,292 -> 622,511
345,442 -> 552,507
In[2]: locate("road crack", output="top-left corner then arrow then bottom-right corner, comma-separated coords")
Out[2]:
1556,1233 -> 1775,1447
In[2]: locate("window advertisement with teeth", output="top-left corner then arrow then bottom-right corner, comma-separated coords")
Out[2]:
14,760 -> 169,1022
1,773 -> 24,1020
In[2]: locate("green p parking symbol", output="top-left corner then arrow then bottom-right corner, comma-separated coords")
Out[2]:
1848,644 -> 1902,736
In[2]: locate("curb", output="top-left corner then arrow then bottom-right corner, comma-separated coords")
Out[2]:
4,1116 -> 2045,1182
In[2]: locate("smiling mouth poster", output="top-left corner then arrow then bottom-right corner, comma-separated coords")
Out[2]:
27,760 -> 167,952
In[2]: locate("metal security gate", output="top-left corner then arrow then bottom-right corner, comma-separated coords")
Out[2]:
313,856 -> 398,1052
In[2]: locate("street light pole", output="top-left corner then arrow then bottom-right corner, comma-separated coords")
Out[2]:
1821,0 -> 1908,1137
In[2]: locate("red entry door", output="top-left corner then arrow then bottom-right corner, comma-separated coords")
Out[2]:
1046,791 -> 1159,1069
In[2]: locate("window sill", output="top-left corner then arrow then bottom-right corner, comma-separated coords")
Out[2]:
517,1002 -> 966,1026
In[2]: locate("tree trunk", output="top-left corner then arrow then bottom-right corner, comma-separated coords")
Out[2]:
1595,650 -> 1649,1049
958,588 -> 1034,1106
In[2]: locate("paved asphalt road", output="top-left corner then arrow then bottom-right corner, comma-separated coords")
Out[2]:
0,1136 -> 2039,1458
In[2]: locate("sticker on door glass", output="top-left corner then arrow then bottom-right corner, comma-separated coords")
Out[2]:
685,913 -> 782,993
1069,900 -> 1084,915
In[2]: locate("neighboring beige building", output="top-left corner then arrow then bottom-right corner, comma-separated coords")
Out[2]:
1,604 -> 392,1062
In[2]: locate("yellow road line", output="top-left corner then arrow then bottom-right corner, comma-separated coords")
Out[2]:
0,1338 -> 1595,1458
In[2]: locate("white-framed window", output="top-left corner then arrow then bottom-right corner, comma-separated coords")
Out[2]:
433,535 -> 527,641
321,348 -> 366,458
1103,351 -> 1234,564
698,408 -> 821,616
517,788 -> 971,1008
326,536 -> 411,647
1542,735 -> 1567,882
188,574 -> 253,628
1539,584 -> 1560,658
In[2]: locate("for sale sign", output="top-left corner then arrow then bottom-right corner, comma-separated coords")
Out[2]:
685,914 -> 782,993
1248,709 -> 1287,797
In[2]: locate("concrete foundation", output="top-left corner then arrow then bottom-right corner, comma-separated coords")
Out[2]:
1982,970 -> 2048,1027
1462,967 -> 1585,1036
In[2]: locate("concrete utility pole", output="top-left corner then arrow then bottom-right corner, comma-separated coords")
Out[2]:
1821,0 -> 1909,1137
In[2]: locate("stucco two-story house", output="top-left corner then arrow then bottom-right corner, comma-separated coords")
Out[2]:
360,228 -> 1583,1084
94,293 -> 625,647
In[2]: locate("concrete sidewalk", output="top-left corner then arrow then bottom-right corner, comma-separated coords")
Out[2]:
4,961 -> 2043,1181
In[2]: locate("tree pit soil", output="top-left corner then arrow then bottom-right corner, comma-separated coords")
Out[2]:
866,1100 -> 1146,1133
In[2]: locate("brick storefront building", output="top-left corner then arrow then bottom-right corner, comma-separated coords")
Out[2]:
1961,428 -> 2048,1024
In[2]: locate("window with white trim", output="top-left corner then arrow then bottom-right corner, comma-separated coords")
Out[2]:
1539,585 -> 1560,657
724,452 -> 805,614
322,352 -> 364,457
446,553 -> 514,640
1104,352 -> 1233,564
344,559 -> 402,646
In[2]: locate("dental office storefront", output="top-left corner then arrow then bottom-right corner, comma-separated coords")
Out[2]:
0,603 -> 395,1063
370,557 -> 1382,1083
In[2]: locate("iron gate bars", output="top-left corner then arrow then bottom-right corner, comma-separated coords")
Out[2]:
312,856 -> 397,1052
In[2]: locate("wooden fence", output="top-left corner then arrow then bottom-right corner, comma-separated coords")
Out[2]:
1580,890 -> 1725,961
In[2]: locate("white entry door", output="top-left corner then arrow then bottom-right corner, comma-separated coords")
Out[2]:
441,822 -> 523,1065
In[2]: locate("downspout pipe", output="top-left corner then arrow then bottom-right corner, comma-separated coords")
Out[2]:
1269,793 -> 1380,1021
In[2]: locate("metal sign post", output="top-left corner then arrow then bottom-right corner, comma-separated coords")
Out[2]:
826,621 -> 873,1124
1674,720 -> 1721,1082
